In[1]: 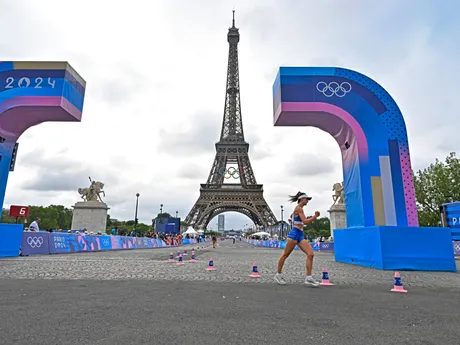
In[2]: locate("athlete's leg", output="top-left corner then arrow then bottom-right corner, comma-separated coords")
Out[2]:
298,240 -> 314,276
274,239 -> 297,285
298,240 -> 319,286
277,239 -> 297,274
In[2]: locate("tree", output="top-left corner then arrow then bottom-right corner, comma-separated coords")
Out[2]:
303,217 -> 330,232
302,217 -> 331,239
413,152 -> 460,226
2,205 -> 73,229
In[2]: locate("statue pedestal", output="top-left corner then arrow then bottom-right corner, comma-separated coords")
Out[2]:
71,201 -> 110,233
327,204 -> 346,237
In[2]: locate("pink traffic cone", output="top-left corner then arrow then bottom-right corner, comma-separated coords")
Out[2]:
249,262 -> 260,278
177,254 -> 185,265
190,251 -> 197,263
183,249 -> 188,256
176,250 -> 181,258
207,257 -> 216,271
320,267 -> 334,286
390,272 -> 407,293
168,252 -> 175,263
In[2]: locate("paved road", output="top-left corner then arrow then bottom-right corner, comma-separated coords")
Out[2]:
1,240 -> 459,344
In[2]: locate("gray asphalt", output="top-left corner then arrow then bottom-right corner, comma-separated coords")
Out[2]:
1,240 -> 459,345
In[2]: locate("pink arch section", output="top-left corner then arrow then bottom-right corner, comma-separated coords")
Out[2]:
400,148 -> 418,226
275,102 -> 369,161
0,96 -> 82,140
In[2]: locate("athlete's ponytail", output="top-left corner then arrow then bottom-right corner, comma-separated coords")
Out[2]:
288,191 -> 305,203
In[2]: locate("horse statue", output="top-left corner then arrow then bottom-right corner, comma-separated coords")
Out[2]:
332,182 -> 345,205
78,177 -> 105,202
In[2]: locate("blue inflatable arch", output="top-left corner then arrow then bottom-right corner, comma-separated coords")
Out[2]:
273,67 -> 418,229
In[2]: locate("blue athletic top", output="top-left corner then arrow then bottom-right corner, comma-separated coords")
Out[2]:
291,208 -> 303,226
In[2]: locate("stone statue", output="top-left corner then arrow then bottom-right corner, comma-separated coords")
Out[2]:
332,182 -> 345,205
78,176 -> 105,202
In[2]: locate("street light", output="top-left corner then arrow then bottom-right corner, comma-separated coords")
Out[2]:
175,211 -> 178,218
134,193 -> 140,231
280,205 -> 284,237
160,204 -> 163,214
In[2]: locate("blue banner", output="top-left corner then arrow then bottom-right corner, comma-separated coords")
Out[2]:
21,232 -> 50,256
244,239 -> 335,251
443,202 -> 460,228
19,232 -> 173,256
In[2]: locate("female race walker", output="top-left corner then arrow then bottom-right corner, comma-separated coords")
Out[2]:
274,192 -> 321,286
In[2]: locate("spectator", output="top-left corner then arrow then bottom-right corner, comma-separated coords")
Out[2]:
29,217 -> 40,232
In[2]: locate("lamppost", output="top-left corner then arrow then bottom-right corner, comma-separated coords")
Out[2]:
175,211 -> 178,218
160,204 -> 163,214
134,193 -> 140,231
280,205 -> 284,237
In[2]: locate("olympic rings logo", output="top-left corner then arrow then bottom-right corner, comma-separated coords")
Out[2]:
316,81 -> 352,98
217,166 -> 245,179
27,236 -> 44,248
102,238 -> 110,246
454,244 -> 460,252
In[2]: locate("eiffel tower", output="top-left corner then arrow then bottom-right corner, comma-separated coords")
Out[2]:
184,12 -> 277,230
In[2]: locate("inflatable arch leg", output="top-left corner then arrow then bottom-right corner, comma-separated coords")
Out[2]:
0,61 -> 86,257
272,67 -> 455,271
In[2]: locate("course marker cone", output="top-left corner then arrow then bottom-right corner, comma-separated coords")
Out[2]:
249,262 -> 260,278
168,252 -> 175,263
183,249 -> 188,256
207,257 -> 216,271
190,251 -> 197,263
176,250 -> 181,258
320,267 -> 334,286
177,254 -> 185,265
390,272 -> 407,293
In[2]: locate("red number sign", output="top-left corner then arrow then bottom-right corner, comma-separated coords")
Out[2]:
9,205 -> 29,217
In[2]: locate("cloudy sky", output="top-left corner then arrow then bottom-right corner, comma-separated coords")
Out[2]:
1,0 -> 458,230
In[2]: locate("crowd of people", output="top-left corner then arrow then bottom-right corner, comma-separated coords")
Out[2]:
109,227 -> 207,246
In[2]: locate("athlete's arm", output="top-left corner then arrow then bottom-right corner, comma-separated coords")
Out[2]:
298,207 -> 319,224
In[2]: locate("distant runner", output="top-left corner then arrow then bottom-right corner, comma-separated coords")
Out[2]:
212,236 -> 217,248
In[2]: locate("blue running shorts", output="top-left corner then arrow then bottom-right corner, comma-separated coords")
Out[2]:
287,227 -> 304,242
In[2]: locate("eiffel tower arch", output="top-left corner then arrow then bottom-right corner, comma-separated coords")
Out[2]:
185,12 -> 277,230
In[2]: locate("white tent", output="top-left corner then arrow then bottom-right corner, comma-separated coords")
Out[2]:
251,231 -> 270,237
183,226 -> 198,235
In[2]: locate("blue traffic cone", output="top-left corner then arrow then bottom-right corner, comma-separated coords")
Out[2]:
249,262 -> 260,278
320,267 -> 333,286
391,272 -> 407,293
207,257 -> 215,271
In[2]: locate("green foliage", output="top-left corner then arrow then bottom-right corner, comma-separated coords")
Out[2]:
205,230 -> 220,236
2,205 -> 73,229
156,212 -> 171,219
1,204 -> 154,235
107,219 -> 152,236
413,152 -> 460,226
303,217 -> 330,232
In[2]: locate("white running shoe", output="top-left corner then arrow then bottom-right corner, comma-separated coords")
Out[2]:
274,273 -> 287,285
304,277 -> 320,287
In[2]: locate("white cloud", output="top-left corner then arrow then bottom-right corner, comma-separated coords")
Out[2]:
1,0 -> 458,229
